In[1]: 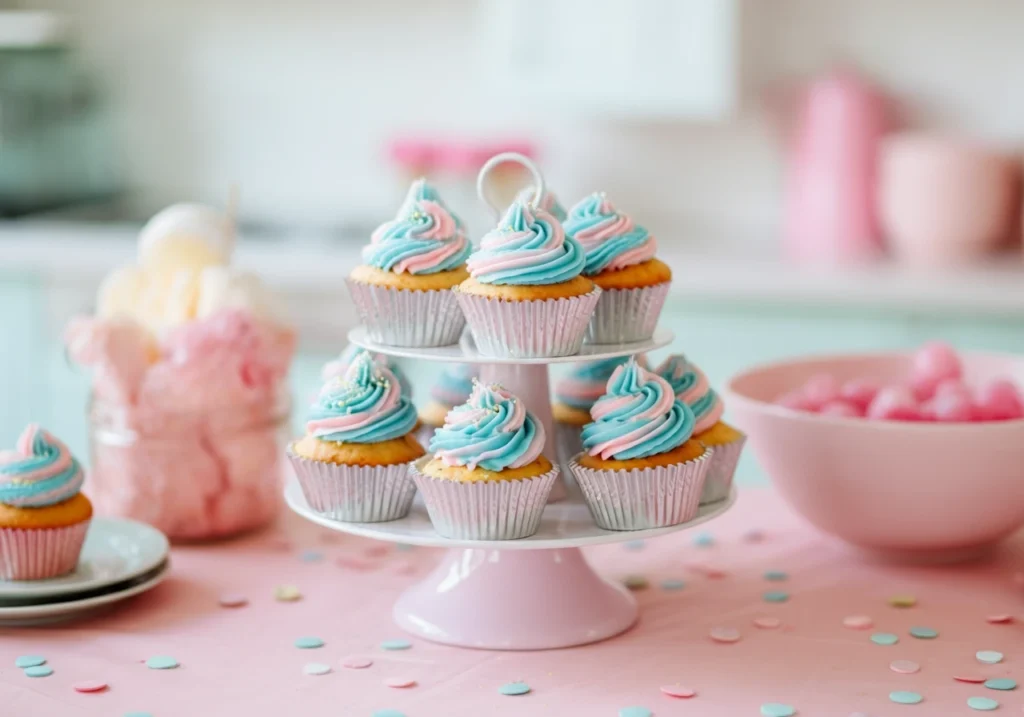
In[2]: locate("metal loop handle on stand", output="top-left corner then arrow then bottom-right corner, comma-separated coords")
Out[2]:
476,152 -> 545,221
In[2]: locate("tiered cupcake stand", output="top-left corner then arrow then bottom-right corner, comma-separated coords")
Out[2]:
285,326 -> 735,650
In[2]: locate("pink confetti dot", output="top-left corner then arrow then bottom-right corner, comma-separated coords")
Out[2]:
753,617 -> 781,629
890,660 -> 920,674
953,675 -> 987,684
709,627 -> 741,643
843,615 -> 874,630
986,614 -> 1013,624
341,656 -> 373,669
743,529 -> 766,543
385,677 -> 417,688
218,594 -> 248,608
660,685 -> 696,698
73,681 -> 108,693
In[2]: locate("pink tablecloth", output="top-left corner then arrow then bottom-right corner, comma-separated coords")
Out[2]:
2,488 -> 1022,717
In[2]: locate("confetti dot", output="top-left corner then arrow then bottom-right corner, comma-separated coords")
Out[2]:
623,540 -> 646,552
145,656 -> 178,670
623,575 -> 648,590
341,656 -> 373,669
693,532 -> 715,547
498,682 -> 531,696
889,690 -> 923,705
955,675 -> 988,684
218,594 -> 248,608
985,614 -> 1013,624
15,656 -> 46,668
761,704 -> 797,717
871,633 -> 899,646
385,677 -> 417,688
300,550 -> 324,562
753,616 -> 782,629
764,570 -> 788,581
24,665 -> 53,678
967,696 -> 999,711
843,615 -> 874,630
619,708 -> 653,717
909,626 -> 938,639
763,591 -> 790,603
372,710 -> 406,717
660,685 -> 696,698
73,680 -> 108,693
976,650 -> 1003,664
889,595 -> 917,608
710,627 -> 741,643
660,579 -> 686,591
274,585 -> 301,602
303,662 -> 331,676
294,636 -> 325,649
984,678 -> 1016,691
890,660 -> 920,675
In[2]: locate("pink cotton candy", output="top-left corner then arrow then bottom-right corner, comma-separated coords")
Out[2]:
66,317 -> 156,404
974,379 -> 1024,421
839,378 -> 881,411
867,386 -> 922,421
802,373 -> 841,408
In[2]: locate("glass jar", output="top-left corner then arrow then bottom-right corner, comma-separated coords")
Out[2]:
88,391 -> 291,541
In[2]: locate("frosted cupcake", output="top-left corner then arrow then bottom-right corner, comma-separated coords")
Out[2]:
515,184 -> 567,222
568,359 -> 711,530
417,363 -> 478,445
321,344 -> 413,397
0,425 -> 92,580
411,382 -> 559,540
288,353 -> 424,522
656,354 -> 745,504
564,193 -> 671,344
456,200 -> 600,357
347,178 -> 470,347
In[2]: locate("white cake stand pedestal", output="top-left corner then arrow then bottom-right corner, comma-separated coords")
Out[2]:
283,327 -> 735,650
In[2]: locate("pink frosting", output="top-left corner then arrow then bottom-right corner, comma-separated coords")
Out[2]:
306,367 -> 402,438
677,368 -> 710,405
369,200 -> 467,275
572,197 -> 657,272
466,204 -> 571,279
586,364 -> 680,459
555,377 -> 606,406
694,399 -> 724,434
436,384 -> 544,471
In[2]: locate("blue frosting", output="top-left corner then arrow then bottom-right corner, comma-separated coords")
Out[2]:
468,200 -> 585,286
329,345 -> 412,397
581,360 -> 694,460
655,354 -> 699,397
0,426 -> 84,508
307,353 -> 418,444
564,193 -> 655,276
398,178 -> 465,232
515,185 -> 567,222
430,363 -> 477,405
554,356 -> 635,411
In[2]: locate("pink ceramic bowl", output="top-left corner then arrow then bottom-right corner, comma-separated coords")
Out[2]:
726,352 -> 1024,557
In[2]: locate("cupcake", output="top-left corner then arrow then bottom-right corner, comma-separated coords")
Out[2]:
288,352 -> 424,522
411,382 -> 559,540
321,344 -> 413,397
456,200 -> 600,357
347,178 -> 470,347
568,359 -> 711,531
0,425 -> 92,580
656,354 -> 745,504
417,363 -> 478,445
515,184 -> 567,222
564,193 -> 671,344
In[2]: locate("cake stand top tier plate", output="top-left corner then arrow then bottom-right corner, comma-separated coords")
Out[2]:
346,327 -> 674,365
285,479 -> 735,551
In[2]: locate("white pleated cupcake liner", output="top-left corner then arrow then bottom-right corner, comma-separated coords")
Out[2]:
287,449 -> 417,523
700,434 -> 745,504
0,521 -> 90,581
455,287 -> 601,358
345,278 -> 465,347
585,282 -> 670,344
568,448 -> 712,531
410,458 -> 559,540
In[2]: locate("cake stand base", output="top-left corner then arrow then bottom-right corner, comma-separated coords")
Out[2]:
393,547 -> 637,650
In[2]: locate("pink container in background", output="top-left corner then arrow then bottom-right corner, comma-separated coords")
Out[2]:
879,133 -> 1019,265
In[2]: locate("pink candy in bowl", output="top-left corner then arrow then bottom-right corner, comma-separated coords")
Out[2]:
726,351 -> 1024,558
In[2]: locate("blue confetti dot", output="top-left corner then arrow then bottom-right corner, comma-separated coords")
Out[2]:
763,591 -> 790,603
761,704 -> 796,717
294,636 -> 325,649
984,678 -> 1016,691
871,632 -> 899,646
380,639 -> 411,651
623,540 -> 646,552
693,532 -> 715,547
372,711 -> 406,717
889,691 -> 923,705
763,570 -> 788,581
660,579 -> 686,591
967,696 -> 999,711
498,681 -> 531,696
909,626 -> 938,639
300,550 -> 324,562
145,655 -> 179,670
24,665 -> 53,678
619,708 -> 653,717
15,656 -> 45,668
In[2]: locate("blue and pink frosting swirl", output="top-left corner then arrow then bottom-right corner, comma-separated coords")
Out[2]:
655,354 -> 724,434
515,185 -> 567,222
429,382 -> 545,471
466,200 -> 585,286
581,359 -> 695,460
430,363 -> 478,407
564,193 -> 657,276
321,345 -> 412,397
307,352 -> 418,444
363,179 -> 470,275
0,425 -> 85,508
555,355 -> 646,413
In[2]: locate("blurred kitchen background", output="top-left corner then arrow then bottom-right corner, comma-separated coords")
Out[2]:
2,0 -> 1024,483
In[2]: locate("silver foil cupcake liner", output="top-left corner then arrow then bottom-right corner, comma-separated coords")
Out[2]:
410,458 -> 559,540
287,448 -> 417,522
455,287 -> 601,358
0,521 -> 90,581
700,434 -> 745,504
345,278 -> 465,347
585,282 -> 671,344
568,448 -> 712,531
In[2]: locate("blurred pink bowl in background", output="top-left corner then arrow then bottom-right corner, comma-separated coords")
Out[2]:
726,352 -> 1024,558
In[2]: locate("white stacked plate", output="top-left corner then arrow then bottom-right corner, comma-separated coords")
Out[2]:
0,518 -> 170,626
